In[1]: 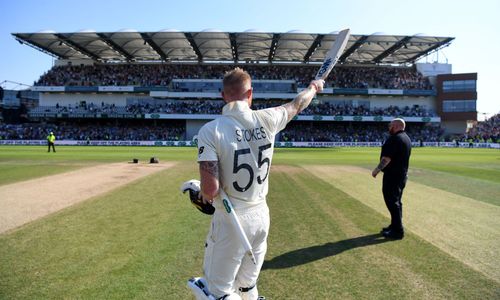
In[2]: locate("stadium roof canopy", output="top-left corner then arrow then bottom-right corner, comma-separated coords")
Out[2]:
12,30 -> 454,65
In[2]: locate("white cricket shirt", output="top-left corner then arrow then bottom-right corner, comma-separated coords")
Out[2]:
197,100 -> 288,209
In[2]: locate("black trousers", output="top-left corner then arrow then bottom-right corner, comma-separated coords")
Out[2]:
382,173 -> 407,233
48,142 -> 56,152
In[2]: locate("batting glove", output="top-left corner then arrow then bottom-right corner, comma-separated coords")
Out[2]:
180,179 -> 215,215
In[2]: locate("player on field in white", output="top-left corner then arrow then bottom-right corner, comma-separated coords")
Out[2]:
195,67 -> 324,300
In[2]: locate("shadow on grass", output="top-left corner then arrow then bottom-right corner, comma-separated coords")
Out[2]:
263,233 -> 392,269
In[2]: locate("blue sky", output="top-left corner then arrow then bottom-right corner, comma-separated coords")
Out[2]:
1,0 -> 498,117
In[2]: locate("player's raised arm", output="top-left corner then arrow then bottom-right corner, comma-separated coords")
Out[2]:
282,79 -> 324,122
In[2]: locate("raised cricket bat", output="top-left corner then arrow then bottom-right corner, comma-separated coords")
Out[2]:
315,28 -> 351,80
219,188 -> 257,265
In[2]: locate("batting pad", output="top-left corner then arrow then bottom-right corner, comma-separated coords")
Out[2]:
187,277 -> 216,300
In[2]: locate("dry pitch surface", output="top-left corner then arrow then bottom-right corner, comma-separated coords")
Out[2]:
0,162 -> 175,234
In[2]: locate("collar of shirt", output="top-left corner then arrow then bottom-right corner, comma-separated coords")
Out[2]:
391,130 -> 405,136
222,100 -> 250,116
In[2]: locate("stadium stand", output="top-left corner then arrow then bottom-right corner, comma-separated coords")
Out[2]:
2,30 -> 489,146
280,122 -> 443,143
459,114 -> 499,143
27,101 -> 437,118
34,64 -> 432,90
0,121 -> 185,141
0,122 -> 444,142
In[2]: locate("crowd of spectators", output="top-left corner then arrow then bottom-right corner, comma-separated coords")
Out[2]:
32,102 -> 125,114
1,121 -> 443,143
31,101 -> 436,118
458,114 -> 499,143
280,122 -> 444,143
254,102 -> 435,117
126,101 -> 221,115
0,122 -> 185,141
35,63 -> 432,90
9,111 -> 499,144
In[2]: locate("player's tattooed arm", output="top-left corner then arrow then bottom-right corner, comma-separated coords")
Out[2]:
199,160 -> 220,203
372,156 -> 392,178
200,160 -> 219,178
283,80 -> 324,122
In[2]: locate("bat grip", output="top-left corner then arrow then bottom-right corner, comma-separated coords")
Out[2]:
309,81 -> 320,91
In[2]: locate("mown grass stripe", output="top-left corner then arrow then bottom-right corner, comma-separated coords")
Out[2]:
0,163 -> 88,186
262,165 -> 500,298
408,167 -> 500,206
307,165 -> 500,283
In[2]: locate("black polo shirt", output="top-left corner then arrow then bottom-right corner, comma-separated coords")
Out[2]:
381,130 -> 412,176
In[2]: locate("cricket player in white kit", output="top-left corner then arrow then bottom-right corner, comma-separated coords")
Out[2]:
196,68 -> 324,300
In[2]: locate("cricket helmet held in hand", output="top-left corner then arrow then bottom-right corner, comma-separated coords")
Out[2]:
180,179 -> 215,215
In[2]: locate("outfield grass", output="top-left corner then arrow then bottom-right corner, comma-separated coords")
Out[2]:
308,164 -> 500,283
0,146 -> 499,299
0,163 -> 84,186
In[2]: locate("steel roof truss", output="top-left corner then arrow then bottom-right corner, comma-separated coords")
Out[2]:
373,36 -> 412,63
55,33 -> 100,60
406,37 -> 454,63
140,33 -> 168,61
184,33 -> 203,62
268,34 -> 280,62
303,34 -> 324,62
229,33 -> 239,62
96,33 -> 134,61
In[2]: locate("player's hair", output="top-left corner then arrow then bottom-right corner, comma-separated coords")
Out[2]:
223,68 -> 251,99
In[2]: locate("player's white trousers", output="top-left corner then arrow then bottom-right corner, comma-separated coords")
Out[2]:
204,201 -> 269,299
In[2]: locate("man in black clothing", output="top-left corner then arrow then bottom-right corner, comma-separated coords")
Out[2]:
372,118 -> 412,239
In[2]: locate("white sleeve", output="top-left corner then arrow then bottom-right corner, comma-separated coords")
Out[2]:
257,106 -> 289,134
197,124 -> 218,162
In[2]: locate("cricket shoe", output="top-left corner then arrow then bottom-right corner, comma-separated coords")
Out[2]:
382,229 -> 404,240
380,225 -> 392,234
